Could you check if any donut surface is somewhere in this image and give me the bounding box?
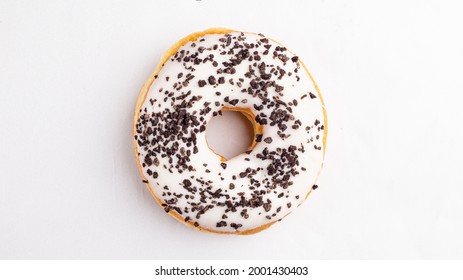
[134,28,327,234]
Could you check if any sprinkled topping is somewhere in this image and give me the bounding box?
[208,76,216,85]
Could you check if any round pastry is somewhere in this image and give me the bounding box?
[133,28,327,234]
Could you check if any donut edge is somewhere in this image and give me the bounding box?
[133,27,328,235]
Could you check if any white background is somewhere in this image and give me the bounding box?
[1,0,463,259]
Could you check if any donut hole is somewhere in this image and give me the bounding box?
[206,110,255,160]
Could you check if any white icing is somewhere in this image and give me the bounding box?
[135,32,325,232]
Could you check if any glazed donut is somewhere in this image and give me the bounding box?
[134,28,327,234]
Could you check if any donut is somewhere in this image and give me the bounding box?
[133,28,327,234]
